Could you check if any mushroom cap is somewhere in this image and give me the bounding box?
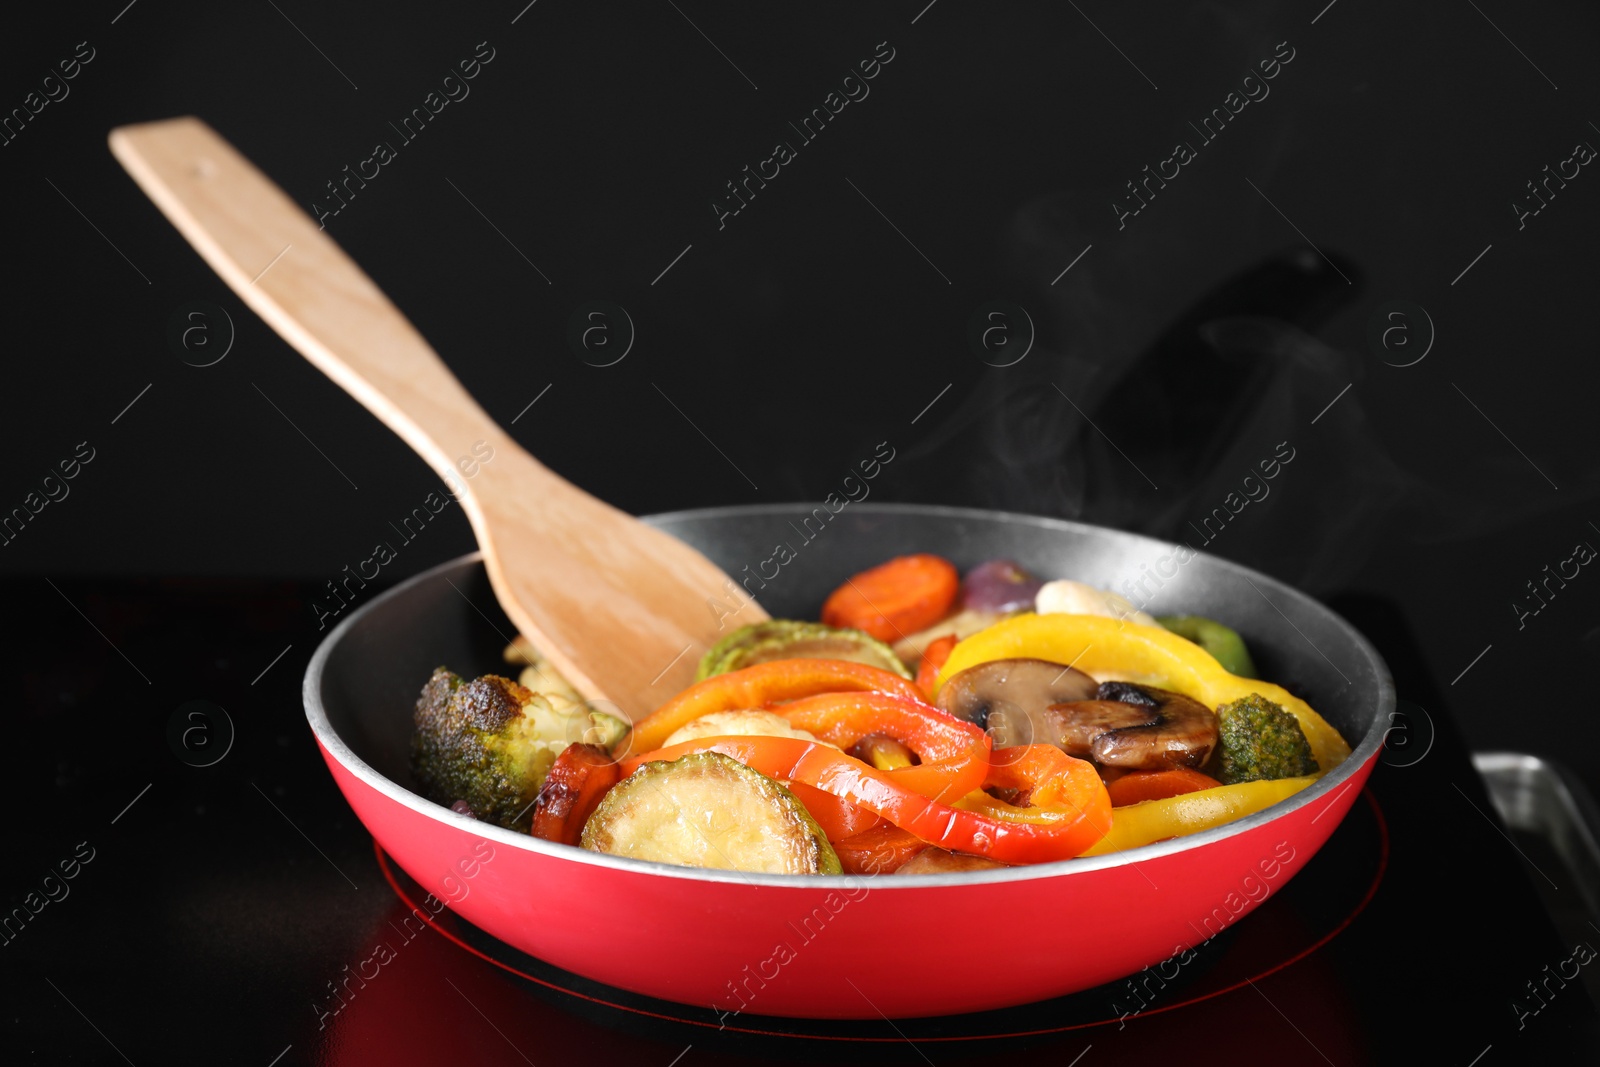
[1057,683,1219,770]
[935,657,1099,749]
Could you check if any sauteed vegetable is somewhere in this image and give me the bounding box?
[411,554,1350,874]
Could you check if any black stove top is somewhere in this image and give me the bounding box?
[7,578,1598,1064]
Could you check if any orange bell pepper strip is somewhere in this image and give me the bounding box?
[619,659,924,759]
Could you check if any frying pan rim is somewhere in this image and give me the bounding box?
[304,502,1393,888]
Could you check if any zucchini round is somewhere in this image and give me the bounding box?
[580,752,842,874]
[696,620,912,681]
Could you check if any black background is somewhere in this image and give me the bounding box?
[4,0,1598,765]
[3,0,1600,1059]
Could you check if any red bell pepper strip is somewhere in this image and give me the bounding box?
[769,691,990,803]
[622,737,1110,864]
[951,744,1114,854]
[529,743,622,846]
[834,824,927,874]
[915,634,958,701]
[788,781,883,843]
[619,659,924,758]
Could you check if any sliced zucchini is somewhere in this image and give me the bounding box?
[662,709,826,748]
[890,607,1005,664]
[580,752,842,874]
[697,620,912,681]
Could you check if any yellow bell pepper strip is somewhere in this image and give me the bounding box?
[934,614,1351,775]
[619,659,924,758]
[1079,775,1316,855]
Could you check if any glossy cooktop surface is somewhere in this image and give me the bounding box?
[6,579,1596,1064]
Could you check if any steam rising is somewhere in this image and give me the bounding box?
[896,204,1590,593]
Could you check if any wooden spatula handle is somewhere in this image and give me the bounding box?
[109,116,511,483]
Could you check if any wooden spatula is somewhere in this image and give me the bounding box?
[110,116,767,718]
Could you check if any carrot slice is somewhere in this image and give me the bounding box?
[1106,768,1222,807]
[915,634,959,701]
[821,554,960,643]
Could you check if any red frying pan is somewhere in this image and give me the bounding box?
[305,506,1388,1018]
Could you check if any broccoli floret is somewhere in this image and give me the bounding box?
[410,668,627,831]
[1215,693,1318,784]
[412,669,538,830]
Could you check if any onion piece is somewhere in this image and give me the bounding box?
[961,559,1044,614]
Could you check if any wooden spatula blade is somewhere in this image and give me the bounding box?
[109,116,767,717]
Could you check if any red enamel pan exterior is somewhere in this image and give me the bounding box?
[304,504,1392,1019]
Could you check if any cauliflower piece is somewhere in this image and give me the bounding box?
[663,710,833,748]
[503,637,585,705]
[1035,580,1159,628]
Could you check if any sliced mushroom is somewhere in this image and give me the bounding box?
[1050,682,1218,770]
[1050,699,1157,757]
[935,658,1099,749]
[894,847,1009,875]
